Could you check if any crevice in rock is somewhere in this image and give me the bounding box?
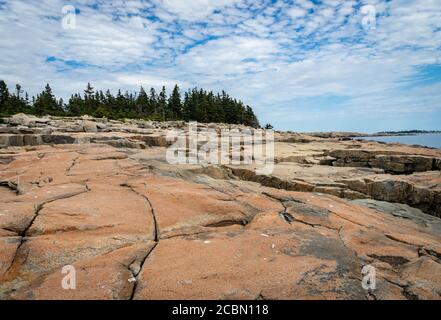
[418,248,441,263]
[65,154,80,175]
[384,234,419,247]
[205,220,247,228]
[402,286,419,300]
[121,183,158,242]
[264,192,368,228]
[380,277,420,300]
[0,180,21,195]
[121,182,160,300]
[262,192,341,232]
[261,191,306,205]
[279,211,295,224]
[4,186,90,275]
[160,230,212,240]
[366,291,378,300]
[128,242,158,300]
[329,211,366,227]
[367,254,410,267]
[255,292,268,300]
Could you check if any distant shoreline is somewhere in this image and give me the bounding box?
[305,130,441,139]
[369,130,441,137]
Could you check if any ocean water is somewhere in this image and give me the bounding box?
[356,133,441,149]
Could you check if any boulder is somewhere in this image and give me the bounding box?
[7,114,50,126]
[138,121,155,129]
[370,155,434,174]
[319,156,337,166]
[82,121,98,133]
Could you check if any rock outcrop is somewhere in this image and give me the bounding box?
[328,149,441,174]
[0,115,440,300]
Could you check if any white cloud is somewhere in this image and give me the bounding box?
[287,7,308,19]
[154,0,241,21]
[0,0,440,131]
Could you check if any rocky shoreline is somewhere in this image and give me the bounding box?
[1,114,440,300]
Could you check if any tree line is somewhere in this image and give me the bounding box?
[0,80,260,128]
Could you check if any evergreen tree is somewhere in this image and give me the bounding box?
[83,83,96,115]
[67,94,83,116]
[34,83,62,116]
[182,91,190,121]
[136,87,150,117]
[168,84,182,120]
[0,80,9,115]
[149,87,158,117]
[0,81,260,127]
[84,83,94,100]
[158,86,167,121]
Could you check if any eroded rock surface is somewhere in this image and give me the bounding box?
[0,115,440,300]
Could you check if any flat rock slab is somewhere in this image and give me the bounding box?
[0,144,440,300]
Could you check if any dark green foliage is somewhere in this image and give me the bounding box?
[0,80,31,116]
[34,84,64,116]
[168,84,182,120]
[0,81,260,127]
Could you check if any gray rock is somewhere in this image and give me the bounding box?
[82,121,98,133]
[319,156,337,166]
[103,140,146,149]
[41,135,76,145]
[7,113,50,126]
[352,199,441,234]
[435,158,441,171]
[23,135,43,146]
[370,155,434,174]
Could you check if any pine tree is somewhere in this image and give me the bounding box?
[168,84,182,120]
[1,81,259,126]
[149,88,158,117]
[67,94,83,116]
[34,83,62,116]
[137,87,151,117]
[83,83,96,115]
[84,83,94,100]
[182,91,190,121]
[158,86,167,121]
[15,84,22,100]
[0,80,10,115]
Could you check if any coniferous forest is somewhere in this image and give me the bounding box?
[0,80,260,128]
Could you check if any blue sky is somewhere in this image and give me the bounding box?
[0,0,440,132]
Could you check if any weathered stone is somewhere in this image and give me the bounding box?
[41,135,76,145]
[343,173,441,217]
[6,114,50,126]
[1,116,441,300]
[23,135,43,146]
[103,139,146,149]
[435,158,441,170]
[132,134,169,147]
[319,156,337,165]
[82,121,98,133]
[329,149,375,161]
[370,155,435,174]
